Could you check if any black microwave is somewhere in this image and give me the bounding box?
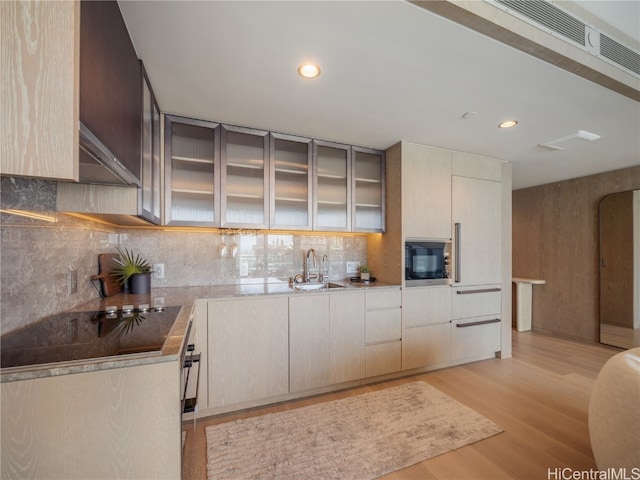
[405,240,451,286]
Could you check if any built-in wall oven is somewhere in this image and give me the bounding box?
[405,240,452,286]
[180,319,200,475]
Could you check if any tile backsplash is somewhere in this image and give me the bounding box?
[1,177,367,334]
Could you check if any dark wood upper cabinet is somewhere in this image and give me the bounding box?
[80,0,141,181]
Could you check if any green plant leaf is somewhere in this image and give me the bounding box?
[111,247,151,285]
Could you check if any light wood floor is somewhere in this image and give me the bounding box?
[182,331,621,480]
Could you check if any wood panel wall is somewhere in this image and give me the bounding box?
[512,166,640,343]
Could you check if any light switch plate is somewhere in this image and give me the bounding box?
[153,264,165,279]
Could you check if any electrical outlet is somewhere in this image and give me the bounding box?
[346,261,360,274]
[69,269,78,294]
[153,263,165,279]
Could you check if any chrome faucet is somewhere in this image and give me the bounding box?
[304,248,317,282]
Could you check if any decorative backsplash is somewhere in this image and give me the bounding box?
[0,177,367,334]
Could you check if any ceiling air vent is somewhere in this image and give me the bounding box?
[539,130,601,151]
[600,34,640,75]
[494,0,586,46]
[489,0,640,78]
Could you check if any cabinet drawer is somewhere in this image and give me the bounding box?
[366,289,401,310]
[403,322,452,371]
[403,286,451,327]
[365,309,401,344]
[451,285,501,319]
[451,316,501,361]
[365,341,401,377]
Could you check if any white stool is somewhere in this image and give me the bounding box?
[512,277,545,332]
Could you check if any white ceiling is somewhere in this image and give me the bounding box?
[119,0,640,190]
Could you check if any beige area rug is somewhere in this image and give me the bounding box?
[206,381,503,480]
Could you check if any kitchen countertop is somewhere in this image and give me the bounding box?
[1,279,400,383]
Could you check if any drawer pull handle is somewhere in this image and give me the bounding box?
[456,318,501,328]
[456,288,501,295]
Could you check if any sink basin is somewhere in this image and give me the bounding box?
[292,282,326,291]
[291,282,344,292]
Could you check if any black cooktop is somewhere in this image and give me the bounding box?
[1,306,181,369]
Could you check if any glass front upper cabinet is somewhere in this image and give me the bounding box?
[270,133,312,230]
[164,115,220,226]
[352,147,385,233]
[140,66,161,225]
[313,140,351,232]
[221,125,269,228]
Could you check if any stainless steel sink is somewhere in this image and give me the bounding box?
[291,282,344,292]
[292,282,326,291]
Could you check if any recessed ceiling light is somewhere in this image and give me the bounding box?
[298,63,321,79]
[498,120,518,129]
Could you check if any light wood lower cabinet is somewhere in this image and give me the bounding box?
[208,297,289,407]
[290,292,367,392]
[452,316,501,361]
[1,361,180,480]
[451,285,501,319]
[451,286,502,361]
[330,292,365,384]
[364,289,402,377]
[365,341,402,377]
[289,295,331,392]
[403,286,451,328]
[402,286,452,370]
[197,284,503,415]
[403,323,452,370]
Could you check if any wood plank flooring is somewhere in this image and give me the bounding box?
[182,331,621,480]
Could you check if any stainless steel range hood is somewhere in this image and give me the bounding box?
[79,122,141,187]
[57,122,152,226]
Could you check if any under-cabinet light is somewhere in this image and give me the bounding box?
[0,209,57,222]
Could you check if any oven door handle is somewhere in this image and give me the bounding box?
[182,353,200,414]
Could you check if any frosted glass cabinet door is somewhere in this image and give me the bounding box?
[313,140,351,231]
[221,125,270,228]
[140,73,153,220]
[164,115,220,226]
[270,133,312,230]
[353,147,385,232]
[140,67,161,225]
[151,100,161,222]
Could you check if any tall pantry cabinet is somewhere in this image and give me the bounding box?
[367,141,512,370]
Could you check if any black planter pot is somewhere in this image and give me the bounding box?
[129,272,151,295]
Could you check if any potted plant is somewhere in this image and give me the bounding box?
[112,247,152,294]
[359,265,371,282]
